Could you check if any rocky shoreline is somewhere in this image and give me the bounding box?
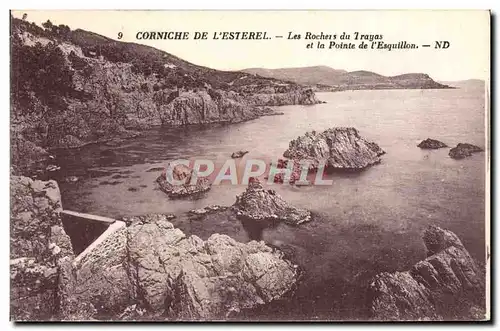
[283,127,386,171]
[10,17,322,177]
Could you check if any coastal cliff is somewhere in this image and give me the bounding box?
[242,66,451,91]
[368,226,485,320]
[10,17,320,175]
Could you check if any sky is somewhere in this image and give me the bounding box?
[11,10,490,81]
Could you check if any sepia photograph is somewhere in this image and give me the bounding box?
[9,9,490,322]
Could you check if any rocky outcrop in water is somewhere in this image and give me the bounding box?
[449,143,484,159]
[10,176,74,321]
[156,164,211,199]
[283,128,385,170]
[266,159,302,185]
[65,214,299,320]
[368,225,485,321]
[417,138,448,149]
[157,90,290,126]
[233,178,311,226]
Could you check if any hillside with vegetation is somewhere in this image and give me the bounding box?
[10,16,319,175]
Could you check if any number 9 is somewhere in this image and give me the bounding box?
[117,32,123,40]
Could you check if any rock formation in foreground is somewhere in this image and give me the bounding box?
[156,164,211,199]
[266,159,303,185]
[10,176,74,321]
[283,128,385,170]
[449,143,484,159]
[233,178,311,226]
[368,225,485,321]
[64,214,299,320]
[417,138,448,149]
[242,66,451,91]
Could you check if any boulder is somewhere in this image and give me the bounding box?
[64,176,79,183]
[232,178,311,226]
[65,214,299,320]
[368,225,485,321]
[283,127,385,171]
[156,164,211,199]
[449,143,484,159]
[231,150,249,159]
[417,138,448,149]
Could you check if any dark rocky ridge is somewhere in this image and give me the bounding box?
[10,17,320,176]
[10,176,301,321]
[368,226,485,320]
[242,66,452,91]
[283,127,385,170]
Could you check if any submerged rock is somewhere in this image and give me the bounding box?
[417,138,448,149]
[283,127,385,171]
[232,178,311,226]
[46,164,61,172]
[66,215,299,320]
[449,143,484,159]
[231,150,249,159]
[156,164,211,199]
[368,225,485,321]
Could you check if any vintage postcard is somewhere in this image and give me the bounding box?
[9,10,490,321]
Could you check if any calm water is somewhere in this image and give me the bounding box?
[55,86,486,319]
